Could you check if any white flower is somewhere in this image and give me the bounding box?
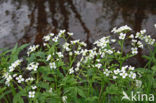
[120,72,128,78]
[27,45,39,56]
[13,74,17,77]
[135,32,144,40]
[111,39,116,43]
[16,75,24,83]
[71,40,80,44]
[25,77,34,82]
[96,59,100,62]
[117,50,121,54]
[149,39,155,45]
[131,47,138,55]
[121,65,128,72]
[9,59,23,72]
[144,35,155,45]
[76,62,80,67]
[58,30,66,37]
[131,39,137,46]
[43,35,50,41]
[103,69,111,76]
[46,54,52,61]
[6,75,12,86]
[69,67,74,74]
[52,36,58,42]
[94,37,109,48]
[62,96,67,103]
[113,76,117,79]
[111,25,132,33]
[129,72,136,79]
[81,49,88,56]
[137,41,143,48]
[48,88,53,93]
[111,27,117,33]
[75,67,79,71]
[129,66,135,71]
[80,42,87,47]
[129,34,134,38]
[49,62,56,69]
[31,86,37,90]
[106,50,113,54]
[132,39,137,43]
[69,52,73,56]
[119,33,126,40]
[57,52,64,58]
[49,33,54,37]
[95,63,102,69]
[43,43,48,47]
[140,29,146,34]
[63,42,70,51]
[114,69,120,75]
[67,32,73,36]
[135,32,140,38]
[28,91,35,98]
[3,72,12,86]
[74,51,81,55]
[26,62,39,71]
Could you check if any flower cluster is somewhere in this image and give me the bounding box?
[49,62,56,69]
[111,25,132,33]
[9,59,23,72]
[25,77,34,82]
[1,26,156,102]
[27,45,39,56]
[26,62,39,71]
[43,33,54,41]
[3,72,12,86]
[43,30,69,44]
[131,29,155,46]
[144,35,155,45]
[94,37,110,48]
[103,65,136,79]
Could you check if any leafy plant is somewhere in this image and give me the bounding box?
[0,25,156,103]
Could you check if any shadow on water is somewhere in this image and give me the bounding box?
[0,0,156,66]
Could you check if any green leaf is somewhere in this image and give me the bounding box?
[142,55,151,60]
[152,66,156,72]
[43,76,54,82]
[86,96,98,102]
[0,87,7,94]
[38,82,50,89]
[0,89,12,99]
[13,93,24,103]
[77,87,86,98]
[10,44,29,62]
[106,85,120,95]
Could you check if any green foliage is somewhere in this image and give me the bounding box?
[0,28,156,103]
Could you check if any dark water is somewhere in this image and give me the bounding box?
[0,0,156,48]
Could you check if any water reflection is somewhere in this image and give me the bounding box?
[0,0,156,65]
